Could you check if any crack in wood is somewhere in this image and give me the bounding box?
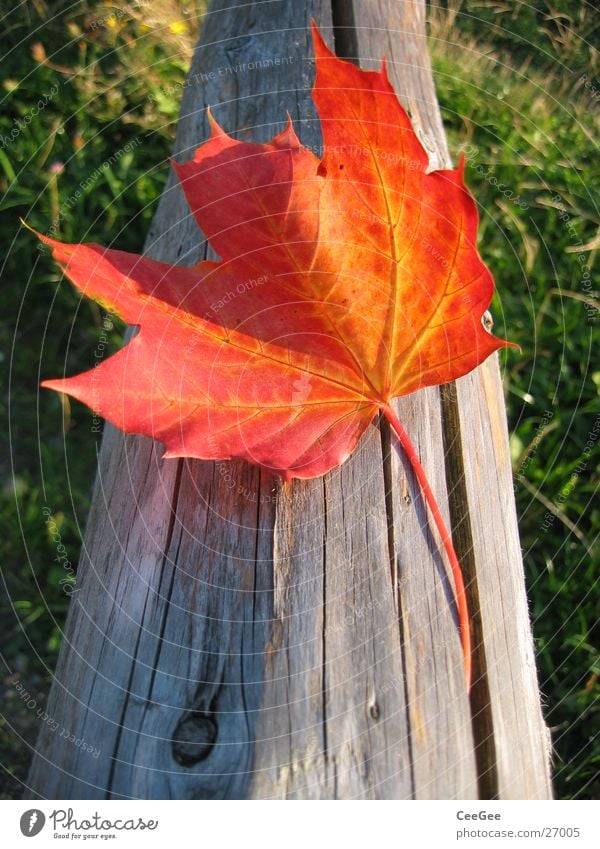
[332,0,358,60]
[440,384,499,799]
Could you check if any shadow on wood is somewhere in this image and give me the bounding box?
[26,0,552,800]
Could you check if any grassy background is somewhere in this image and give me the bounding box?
[1,0,598,799]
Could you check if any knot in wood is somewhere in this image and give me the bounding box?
[172,711,218,766]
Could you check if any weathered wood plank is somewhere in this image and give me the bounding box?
[25,0,551,800]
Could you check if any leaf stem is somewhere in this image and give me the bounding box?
[382,403,471,691]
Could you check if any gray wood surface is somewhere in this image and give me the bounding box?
[26,0,552,799]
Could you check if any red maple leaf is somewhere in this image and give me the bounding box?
[38,24,515,688]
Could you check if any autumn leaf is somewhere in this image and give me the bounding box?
[38,23,515,688]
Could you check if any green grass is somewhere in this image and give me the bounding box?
[1,0,598,799]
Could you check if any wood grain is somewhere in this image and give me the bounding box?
[25,0,551,799]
